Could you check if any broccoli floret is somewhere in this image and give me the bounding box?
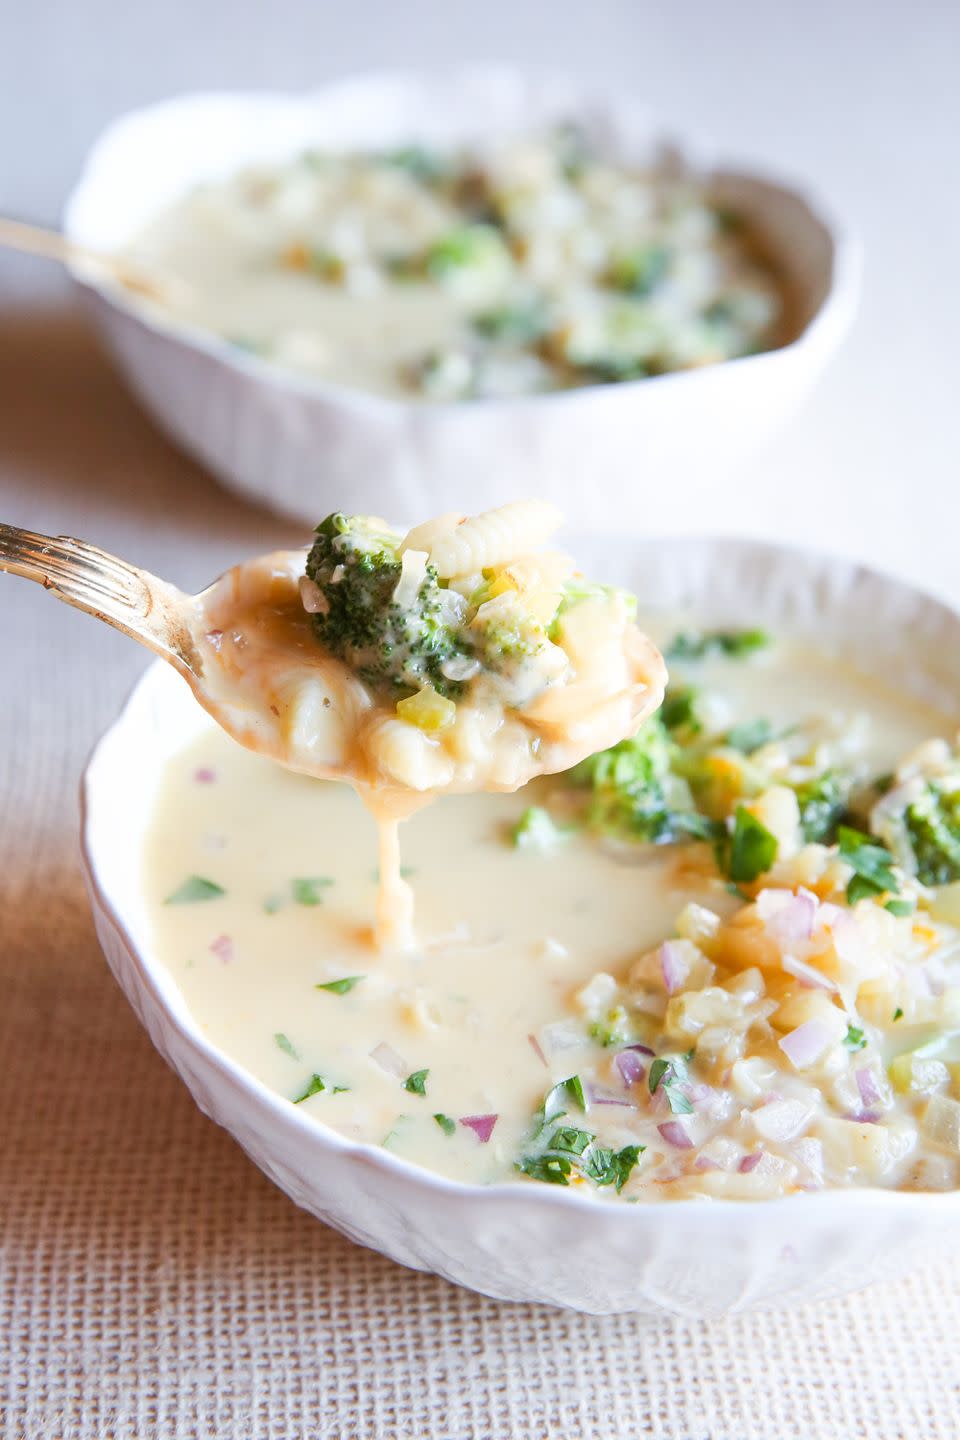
[903,782,960,885]
[569,716,714,844]
[305,513,467,696]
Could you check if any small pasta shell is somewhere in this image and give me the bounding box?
[427,501,563,578]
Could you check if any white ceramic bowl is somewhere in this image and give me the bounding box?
[63,69,859,530]
[80,535,960,1316]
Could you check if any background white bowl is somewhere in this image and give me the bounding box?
[80,535,960,1317]
[63,69,859,530]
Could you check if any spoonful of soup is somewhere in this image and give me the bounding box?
[0,502,667,943]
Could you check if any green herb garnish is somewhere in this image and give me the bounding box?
[648,1056,694,1114]
[433,1113,456,1136]
[893,1007,904,1022]
[292,1073,348,1104]
[724,806,778,884]
[315,975,364,995]
[666,629,770,661]
[885,899,915,918]
[164,875,225,905]
[837,826,900,902]
[292,876,334,906]
[403,1069,429,1096]
[274,1032,300,1060]
[844,1025,867,1052]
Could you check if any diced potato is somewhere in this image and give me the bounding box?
[663,986,747,1041]
[817,1116,917,1181]
[921,1094,960,1153]
[889,1053,951,1097]
[675,902,722,946]
[772,989,847,1038]
[747,785,802,860]
[396,686,456,732]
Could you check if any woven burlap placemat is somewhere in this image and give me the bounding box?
[1,304,958,1440]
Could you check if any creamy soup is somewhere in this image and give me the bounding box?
[123,128,784,400]
[144,630,960,1199]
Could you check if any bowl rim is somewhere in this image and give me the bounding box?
[62,64,862,419]
[79,531,960,1227]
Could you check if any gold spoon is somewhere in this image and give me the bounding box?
[0,217,187,305]
[0,522,667,947]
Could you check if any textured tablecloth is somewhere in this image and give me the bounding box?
[1,300,959,1440]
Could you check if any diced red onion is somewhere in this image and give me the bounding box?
[817,902,846,929]
[540,1020,584,1052]
[846,1109,881,1124]
[856,1066,882,1108]
[624,1043,655,1057]
[209,934,233,963]
[615,1050,646,1086]
[460,1114,497,1143]
[658,1120,694,1149]
[369,1041,407,1078]
[659,941,687,996]
[758,888,817,946]
[194,767,217,784]
[694,1154,720,1171]
[527,1033,547,1068]
[778,1019,833,1069]
[587,1084,637,1108]
[738,1150,764,1173]
[685,1082,712,1105]
[782,953,836,991]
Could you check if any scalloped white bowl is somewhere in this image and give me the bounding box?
[80,536,960,1316]
[63,69,859,529]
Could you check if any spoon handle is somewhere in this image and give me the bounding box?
[0,523,199,676]
[0,217,169,301]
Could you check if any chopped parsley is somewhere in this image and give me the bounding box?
[274,1032,300,1060]
[893,1007,904,1022]
[292,876,334,906]
[837,826,900,903]
[844,1025,867,1052]
[648,1055,694,1115]
[403,1069,429,1096]
[292,1073,349,1104]
[660,685,702,736]
[885,899,915,918]
[164,874,225,905]
[723,807,778,884]
[315,975,364,995]
[433,1113,456,1136]
[666,628,770,661]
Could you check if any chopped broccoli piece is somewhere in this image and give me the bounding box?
[666,629,770,661]
[903,782,960,885]
[793,770,851,844]
[608,245,671,296]
[568,716,710,845]
[305,513,468,696]
[512,806,563,851]
[472,301,550,344]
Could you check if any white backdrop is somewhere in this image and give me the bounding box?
[1,0,957,593]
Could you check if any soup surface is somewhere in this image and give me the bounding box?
[144,629,960,1199]
[123,128,784,400]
